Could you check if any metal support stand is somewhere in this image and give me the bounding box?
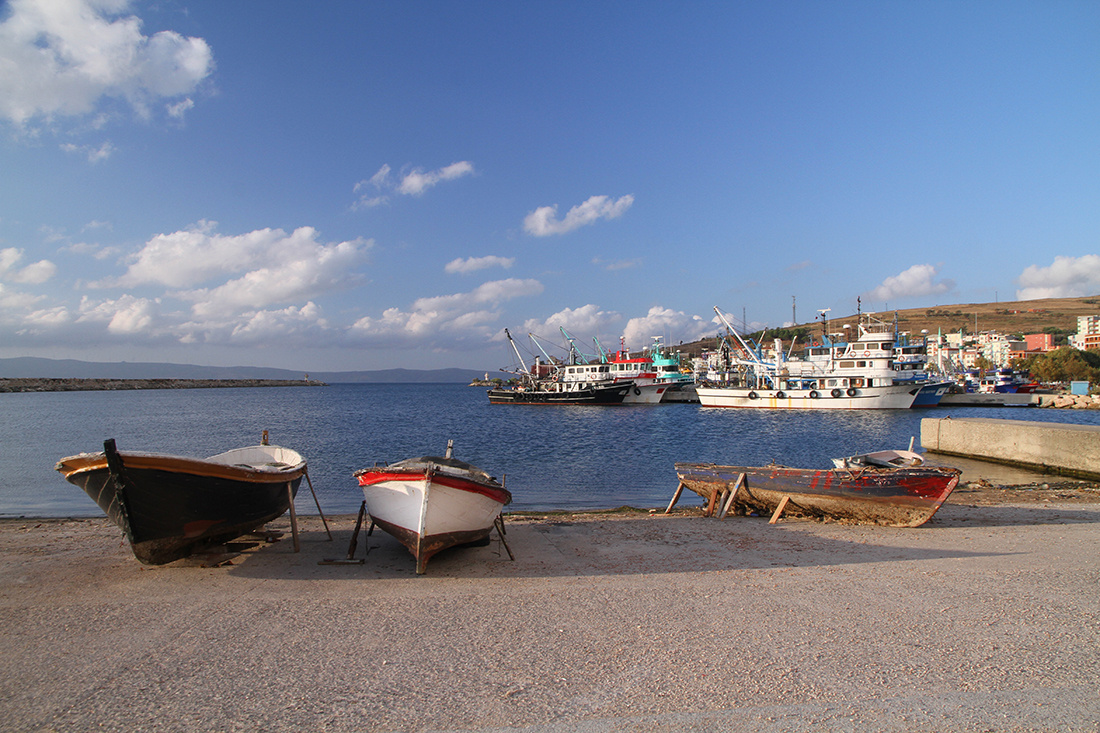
[319,501,367,565]
[494,515,514,561]
[303,469,333,540]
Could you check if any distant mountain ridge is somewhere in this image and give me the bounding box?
[0,357,488,384]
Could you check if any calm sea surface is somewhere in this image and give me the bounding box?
[4,383,1100,518]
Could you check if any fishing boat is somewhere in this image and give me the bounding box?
[603,339,673,404]
[695,306,920,409]
[55,436,307,565]
[487,328,633,405]
[892,334,952,407]
[354,440,512,574]
[672,460,960,527]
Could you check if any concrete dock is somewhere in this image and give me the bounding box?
[921,417,1100,480]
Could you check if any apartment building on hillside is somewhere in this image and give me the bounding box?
[1071,315,1100,350]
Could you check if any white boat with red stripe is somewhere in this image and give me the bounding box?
[354,440,511,574]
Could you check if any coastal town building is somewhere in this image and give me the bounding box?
[926,329,1059,371]
[1071,315,1100,351]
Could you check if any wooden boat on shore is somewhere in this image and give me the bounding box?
[672,461,960,527]
[55,437,307,564]
[354,440,512,574]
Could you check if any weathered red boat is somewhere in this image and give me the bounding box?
[672,461,961,527]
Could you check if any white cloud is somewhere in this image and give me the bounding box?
[0,0,214,128]
[0,247,57,283]
[111,221,370,293]
[63,241,121,260]
[523,194,634,237]
[77,294,160,335]
[864,264,954,304]
[351,277,542,341]
[397,161,474,196]
[621,306,715,347]
[445,255,515,274]
[60,140,115,162]
[592,257,640,271]
[509,305,723,357]
[353,161,474,210]
[0,282,46,310]
[1016,255,1100,300]
[516,304,623,342]
[180,238,366,318]
[166,97,194,119]
[176,302,331,346]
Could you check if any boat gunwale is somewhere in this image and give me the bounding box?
[356,468,512,506]
[55,447,307,484]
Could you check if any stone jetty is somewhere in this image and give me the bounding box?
[0,378,325,393]
[1035,393,1100,409]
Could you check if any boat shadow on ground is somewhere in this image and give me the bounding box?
[217,503,1097,580]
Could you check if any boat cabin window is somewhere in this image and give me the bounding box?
[840,361,854,368]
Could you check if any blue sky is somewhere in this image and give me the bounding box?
[1,0,1098,371]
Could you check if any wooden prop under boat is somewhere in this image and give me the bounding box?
[672,461,960,527]
[354,440,512,574]
[56,437,306,564]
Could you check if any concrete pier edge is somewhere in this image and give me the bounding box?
[921,416,1100,481]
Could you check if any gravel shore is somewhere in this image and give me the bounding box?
[2,487,1099,732]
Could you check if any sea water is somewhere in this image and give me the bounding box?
[4,383,1099,517]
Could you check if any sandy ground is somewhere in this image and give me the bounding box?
[2,478,1099,732]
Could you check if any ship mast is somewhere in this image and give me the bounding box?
[503,329,531,377]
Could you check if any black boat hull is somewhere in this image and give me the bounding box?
[57,443,305,565]
[487,383,632,405]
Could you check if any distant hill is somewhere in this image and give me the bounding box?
[0,357,488,384]
[679,294,1100,355]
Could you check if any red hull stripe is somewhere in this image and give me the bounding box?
[357,471,511,505]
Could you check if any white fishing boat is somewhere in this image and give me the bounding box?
[604,342,672,404]
[354,441,511,574]
[696,306,919,410]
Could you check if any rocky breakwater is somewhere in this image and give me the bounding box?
[1035,393,1100,409]
[0,378,326,393]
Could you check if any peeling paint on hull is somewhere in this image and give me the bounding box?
[675,462,960,527]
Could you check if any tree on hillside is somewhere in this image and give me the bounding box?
[1015,347,1100,384]
[972,356,996,373]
